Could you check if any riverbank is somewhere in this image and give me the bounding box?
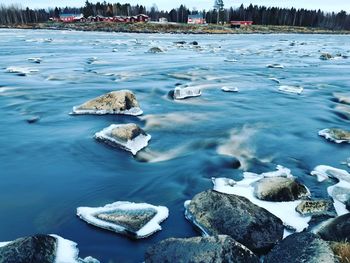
[1,22,350,34]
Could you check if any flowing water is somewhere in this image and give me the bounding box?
[0,29,349,262]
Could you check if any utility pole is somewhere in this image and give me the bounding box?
[214,0,224,24]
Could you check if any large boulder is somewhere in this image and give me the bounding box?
[185,190,284,254]
[317,213,350,242]
[71,90,143,116]
[330,242,350,263]
[264,232,338,263]
[145,235,259,263]
[319,128,350,144]
[253,177,310,202]
[0,235,56,263]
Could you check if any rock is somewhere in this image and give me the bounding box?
[267,64,284,69]
[345,198,350,210]
[221,86,239,92]
[185,190,284,254]
[95,124,151,155]
[296,200,336,217]
[330,241,350,263]
[319,128,350,144]
[320,53,334,60]
[71,90,142,116]
[190,41,199,46]
[264,232,338,263]
[174,41,186,45]
[26,116,40,124]
[148,47,164,53]
[316,213,350,242]
[0,235,56,263]
[173,86,201,100]
[253,177,310,202]
[278,85,303,95]
[144,235,259,263]
[27,57,42,63]
[77,201,169,239]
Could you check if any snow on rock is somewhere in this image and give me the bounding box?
[77,201,169,239]
[310,165,350,216]
[95,124,151,155]
[278,85,303,95]
[212,166,311,233]
[27,57,42,63]
[267,64,284,69]
[318,128,350,144]
[71,90,143,116]
[5,66,39,75]
[173,86,201,100]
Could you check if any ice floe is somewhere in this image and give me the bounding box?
[318,128,350,144]
[5,66,39,75]
[311,165,350,216]
[95,124,151,155]
[212,166,311,233]
[278,85,303,95]
[173,86,201,100]
[221,86,239,92]
[77,201,169,238]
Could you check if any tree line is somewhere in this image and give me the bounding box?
[0,1,349,30]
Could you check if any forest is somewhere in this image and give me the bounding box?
[0,1,349,30]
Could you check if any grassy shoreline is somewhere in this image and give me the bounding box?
[1,22,350,34]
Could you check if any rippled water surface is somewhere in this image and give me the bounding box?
[0,29,350,262]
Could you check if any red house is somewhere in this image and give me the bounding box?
[137,14,149,22]
[230,21,253,28]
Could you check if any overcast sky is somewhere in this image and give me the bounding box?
[0,0,349,12]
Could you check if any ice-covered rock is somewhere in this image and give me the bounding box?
[95,124,151,155]
[77,201,168,239]
[319,128,350,143]
[173,86,201,100]
[27,57,42,63]
[311,165,350,215]
[278,85,303,95]
[0,234,99,263]
[184,190,284,254]
[212,166,312,232]
[71,90,143,116]
[267,64,284,69]
[221,86,239,92]
[145,235,259,263]
[5,66,38,76]
[147,47,164,53]
[315,213,350,242]
[264,232,338,263]
[295,200,336,217]
[320,53,334,60]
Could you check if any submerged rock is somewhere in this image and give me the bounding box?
[264,232,338,263]
[316,213,350,242]
[173,86,201,100]
[95,124,151,155]
[77,201,168,239]
[278,85,303,95]
[0,234,99,263]
[185,190,284,254]
[319,128,350,143]
[145,235,259,263]
[221,86,239,92]
[71,90,143,116]
[26,116,40,124]
[148,47,164,53]
[320,53,334,60]
[253,177,310,202]
[296,200,336,217]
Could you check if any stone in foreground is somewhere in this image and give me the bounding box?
[264,232,338,263]
[185,190,284,254]
[316,213,350,242]
[145,235,259,263]
[296,200,336,217]
[173,86,201,100]
[71,90,143,116]
[253,177,310,202]
[0,234,99,263]
[95,124,151,155]
[77,201,169,239]
[319,128,350,143]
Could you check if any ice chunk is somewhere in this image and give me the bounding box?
[212,166,311,233]
[5,66,38,75]
[27,57,42,63]
[95,124,151,155]
[278,85,303,95]
[318,128,350,144]
[50,234,80,263]
[221,86,239,92]
[173,86,201,100]
[77,201,169,238]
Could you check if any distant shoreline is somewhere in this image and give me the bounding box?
[1,22,350,35]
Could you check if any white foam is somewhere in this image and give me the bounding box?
[212,166,311,233]
[77,201,169,239]
[221,86,239,92]
[311,165,350,216]
[95,124,151,155]
[318,129,350,144]
[71,106,143,116]
[278,85,303,95]
[0,242,10,247]
[5,66,38,74]
[27,57,42,63]
[173,86,201,100]
[50,234,80,263]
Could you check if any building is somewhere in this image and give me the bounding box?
[58,14,84,23]
[188,14,206,24]
[159,17,168,23]
[137,14,149,22]
[230,21,253,28]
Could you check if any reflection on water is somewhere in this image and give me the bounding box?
[0,29,350,262]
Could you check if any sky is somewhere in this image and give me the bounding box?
[0,0,349,12]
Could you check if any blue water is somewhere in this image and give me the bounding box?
[0,29,349,262]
